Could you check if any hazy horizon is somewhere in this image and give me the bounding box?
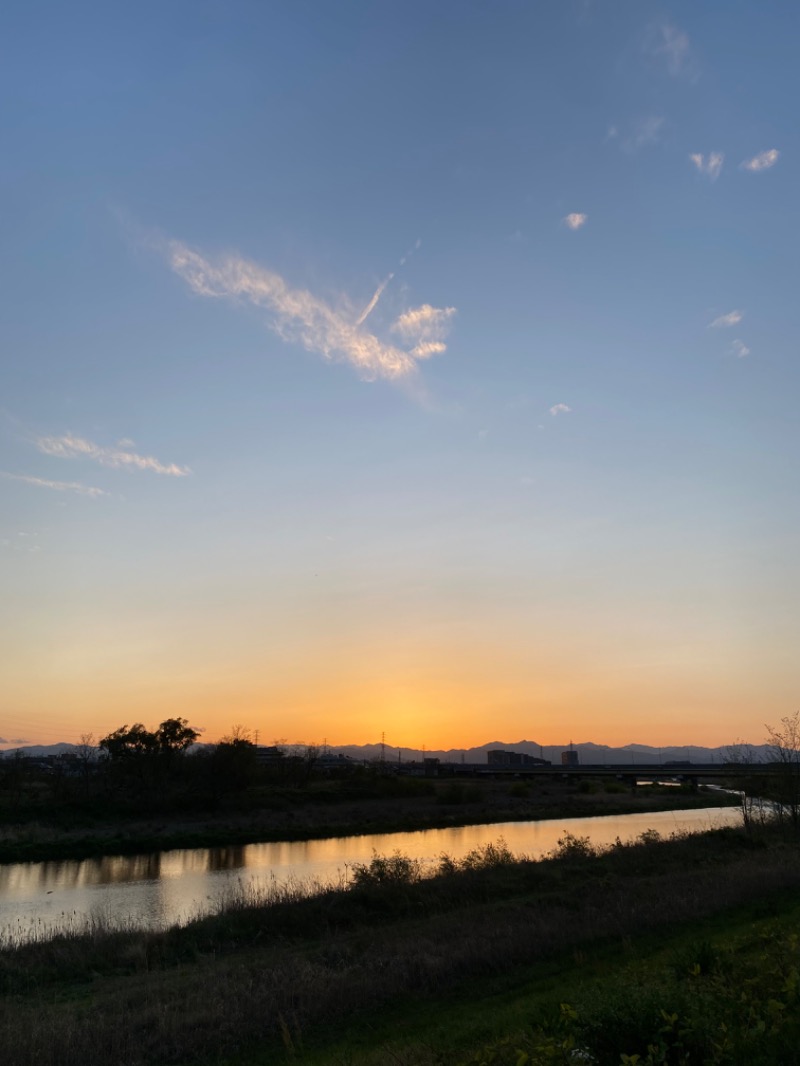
[2,2,798,751]
[0,732,768,757]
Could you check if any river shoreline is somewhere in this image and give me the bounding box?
[0,783,737,865]
[0,818,795,1066]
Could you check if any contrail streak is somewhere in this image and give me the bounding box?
[356,273,394,326]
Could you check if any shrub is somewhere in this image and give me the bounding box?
[636,829,661,847]
[459,838,515,871]
[550,832,595,860]
[349,850,422,887]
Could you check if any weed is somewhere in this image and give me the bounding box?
[349,851,423,887]
[550,832,595,860]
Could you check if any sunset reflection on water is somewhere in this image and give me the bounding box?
[0,806,741,943]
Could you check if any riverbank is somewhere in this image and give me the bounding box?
[0,777,737,864]
[0,820,797,1065]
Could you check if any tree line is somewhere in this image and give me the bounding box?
[0,718,335,817]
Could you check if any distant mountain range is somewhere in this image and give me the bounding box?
[0,738,769,763]
[328,739,769,765]
[0,742,81,758]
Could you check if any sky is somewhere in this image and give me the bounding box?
[1,1,798,751]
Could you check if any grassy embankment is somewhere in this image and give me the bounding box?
[0,775,737,863]
[1,817,799,1065]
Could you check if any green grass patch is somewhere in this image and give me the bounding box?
[282,890,800,1066]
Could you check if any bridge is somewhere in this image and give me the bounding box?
[424,760,780,790]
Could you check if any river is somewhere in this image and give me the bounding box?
[0,804,742,945]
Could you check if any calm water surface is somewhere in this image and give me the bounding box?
[0,805,741,943]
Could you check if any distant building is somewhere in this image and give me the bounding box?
[254,745,285,765]
[317,752,353,771]
[561,750,579,767]
[487,749,550,767]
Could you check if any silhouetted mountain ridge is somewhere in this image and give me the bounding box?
[0,738,769,763]
[327,738,767,764]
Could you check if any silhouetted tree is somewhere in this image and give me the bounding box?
[76,733,97,798]
[725,739,769,837]
[99,719,201,801]
[766,712,800,836]
[99,723,158,760]
[209,726,258,798]
[155,718,200,757]
[0,750,30,812]
[99,719,199,761]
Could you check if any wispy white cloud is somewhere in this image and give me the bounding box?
[35,433,190,476]
[709,310,743,328]
[563,213,588,230]
[398,238,422,267]
[690,152,724,180]
[391,303,457,359]
[623,115,664,153]
[652,23,692,76]
[0,531,41,554]
[409,341,447,358]
[741,149,780,172]
[549,403,572,416]
[391,304,456,337]
[169,241,452,382]
[0,471,107,497]
[731,339,750,358]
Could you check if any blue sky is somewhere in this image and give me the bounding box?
[1,1,798,749]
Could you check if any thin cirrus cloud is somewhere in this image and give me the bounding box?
[624,115,664,153]
[608,117,664,154]
[168,240,455,381]
[35,433,190,476]
[549,403,572,416]
[390,303,456,358]
[563,213,587,231]
[731,339,750,359]
[690,153,724,180]
[651,23,692,77]
[741,149,780,172]
[0,471,107,497]
[709,310,743,328]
